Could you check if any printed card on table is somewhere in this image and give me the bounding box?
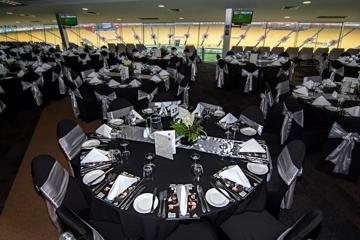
[154,130,176,160]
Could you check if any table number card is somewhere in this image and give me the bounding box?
[170,104,179,117]
[154,130,176,160]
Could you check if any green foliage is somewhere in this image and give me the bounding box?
[171,118,205,142]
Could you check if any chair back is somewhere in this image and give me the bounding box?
[286,47,299,59]
[231,46,243,54]
[298,47,313,60]
[271,47,284,55]
[313,48,329,62]
[329,48,344,61]
[345,48,360,56]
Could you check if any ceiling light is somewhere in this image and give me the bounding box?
[302,1,312,4]
[179,17,184,20]
[116,18,122,21]
[158,4,165,8]
[19,14,25,16]
[6,12,13,15]
[284,16,291,19]
[15,21,20,24]
[82,8,88,11]
[0,0,23,6]
[52,19,57,23]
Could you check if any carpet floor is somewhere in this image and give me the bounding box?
[0,63,359,240]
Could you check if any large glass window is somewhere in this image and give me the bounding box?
[340,23,360,50]
[230,23,267,48]
[264,22,297,49]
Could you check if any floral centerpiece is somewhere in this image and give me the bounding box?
[171,108,205,145]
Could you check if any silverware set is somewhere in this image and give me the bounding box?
[214,179,241,201]
[92,173,117,194]
[157,190,168,218]
[196,185,210,213]
[119,182,146,210]
[210,182,235,203]
[242,169,262,183]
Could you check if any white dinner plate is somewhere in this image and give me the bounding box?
[240,127,257,136]
[205,188,230,208]
[108,119,124,126]
[143,108,154,114]
[133,193,159,214]
[324,106,340,112]
[82,170,105,185]
[247,163,269,175]
[81,139,101,149]
[214,110,225,117]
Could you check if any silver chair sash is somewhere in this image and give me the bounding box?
[260,91,273,119]
[216,64,228,88]
[69,89,83,117]
[138,88,158,102]
[95,92,117,120]
[358,70,360,80]
[58,125,87,162]
[46,200,63,233]
[277,146,301,209]
[277,68,290,77]
[107,105,134,120]
[177,84,189,96]
[239,114,264,135]
[167,67,178,80]
[0,100,6,113]
[190,60,197,81]
[182,85,190,109]
[40,161,69,208]
[275,80,290,103]
[280,104,304,145]
[329,67,344,81]
[326,122,359,175]
[52,72,66,95]
[242,69,259,93]
[0,85,4,94]
[80,69,95,79]
[21,78,43,106]
[70,210,105,240]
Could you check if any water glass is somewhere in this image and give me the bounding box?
[192,163,203,183]
[143,164,153,181]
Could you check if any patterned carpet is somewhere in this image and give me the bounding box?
[0,63,358,239]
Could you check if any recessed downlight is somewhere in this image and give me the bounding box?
[15,21,20,24]
[6,12,13,15]
[284,16,291,19]
[179,17,184,20]
[82,7,88,11]
[52,19,57,23]
[302,1,312,4]
[158,4,165,8]
[116,18,122,21]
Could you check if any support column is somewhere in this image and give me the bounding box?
[222,8,233,58]
[55,13,70,50]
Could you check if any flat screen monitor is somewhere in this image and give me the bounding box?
[232,10,253,26]
[60,15,78,26]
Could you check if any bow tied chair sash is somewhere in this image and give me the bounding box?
[68,88,83,117]
[329,67,344,81]
[239,114,264,135]
[275,80,290,103]
[138,88,158,103]
[99,55,109,69]
[216,64,228,88]
[52,72,66,95]
[167,67,178,80]
[107,105,134,120]
[21,78,43,106]
[0,100,6,113]
[260,91,273,119]
[277,68,290,78]
[190,60,197,81]
[277,146,301,209]
[280,104,304,145]
[326,122,359,175]
[180,85,190,109]
[95,92,117,120]
[58,125,87,164]
[242,69,259,93]
[0,85,4,94]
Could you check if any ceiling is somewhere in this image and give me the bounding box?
[0,0,360,26]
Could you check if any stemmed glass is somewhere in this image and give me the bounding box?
[145,152,156,167]
[219,141,228,161]
[225,124,232,140]
[190,153,200,168]
[231,124,239,140]
[192,163,203,183]
[113,149,123,165]
[120,140,130,160]
[143,164,153,181]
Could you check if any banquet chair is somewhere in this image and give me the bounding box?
[266,140,306,218]
[259,83,274,119]
[63,56,82,73]
[107,97,134,120]
[166,221,218,240]
[57,119,88,177]
[94,84,118,122]
[126,44,136,55]
[244,46,255,53]
[298,47,313,66]
[89,54,103,72]
[31,155,90,232]
[116,44,127,54]
[285,47,299,60]
[230,46,243,54]
[313,48,329,62]
[258,46,270,55]
[42,66,66,101]
[0,84,6,114]
[241,63,259,94]
[220,209,322,240]
[270,47,284,56]
[322,60,344,82]
[20,70,44,108]
[328,48,344,61]
[79,64,96,80]
[345,48,360,56]
[239,106,265,135]
[136,44,146,52]
[319,117,360,181]
[215,59,229,89]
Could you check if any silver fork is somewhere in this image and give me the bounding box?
[157,191,163,217]
[161,190,167,218]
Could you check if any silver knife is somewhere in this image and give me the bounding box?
[210,182,235,202]
[200,186,210,212]
[161,190,167,218]
[157,191,163,217]
[124,185,146,210]
[150,188,157,213]
[119,179,144,209]
[120,184,144,210]
[196,185,206,213]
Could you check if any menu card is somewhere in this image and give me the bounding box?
[166,184,199,220]
[154,130,176,160]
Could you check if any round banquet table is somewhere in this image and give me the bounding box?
[83,120,268,240]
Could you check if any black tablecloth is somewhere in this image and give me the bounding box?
[84,121,267,240]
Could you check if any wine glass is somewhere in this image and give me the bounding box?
[192,163,203,183]
[120,140,130,159]
[219,141,228,161]
[190,153,200,167]
[143,164,153,181]
[231,124,239,140]
[113,149,123,165]
[225,124,232,139]
[145,152,156,167]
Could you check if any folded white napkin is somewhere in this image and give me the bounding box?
[159,70,170,77]
[344,106,360,117]
[312,96,331,106]
[218,113,238,125]
[129,109,144,121]
[294,86,309,96]
[304,76,322,83]
[107,175,138,201]
[151,65,162,73]
[178,185,188,216]
[303,80,314,90]
[239,138,266,153]
[332,91,338,99]
[219,165,251,188]
[96,124,113,138]
[271,60,282,66]
[150,75,162,83]
[322,79,336,87]
[34,66,46,73]
[108,79,120,88]
[89,77,103,85]
[42,63,52,70]
[88,72,98,78]
[192,103,204,116]
[231,59,240,64]
[17,70,25,78]
[81,148,110,164]
[129,79,142,87]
